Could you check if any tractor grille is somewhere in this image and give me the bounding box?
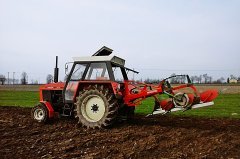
[42,90,52,102]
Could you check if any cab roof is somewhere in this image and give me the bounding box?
[72,46,139,74]
[72,56,125,66]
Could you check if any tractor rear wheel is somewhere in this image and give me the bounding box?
[31,103,49,123]
[74,85,118,128]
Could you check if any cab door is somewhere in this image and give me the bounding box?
[64,63,87,102]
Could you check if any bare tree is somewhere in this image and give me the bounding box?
[144,78,149,84]
[190,76,198,83]
[46,74,53,84]
[0,75,6,85]
[230,74,237,80]
[190,76,194,83]
[30,79,38,84]
[209,76,212,84]
[191,76,198,83]
[21,72,28,85]
[220,77,225,83]
[203,74,208,83]
[198,75,202,84]
[33,80,38,84]
[194,76,199,83]
[216,77,225,84]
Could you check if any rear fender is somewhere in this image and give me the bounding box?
[40,101,54,119]
[76,81,121,101]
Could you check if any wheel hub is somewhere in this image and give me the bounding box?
[34,108,45,121]
[91,104,99,113]
[81,95,106,122]
[173,93,189,108]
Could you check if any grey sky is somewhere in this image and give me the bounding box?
[0,0,239,83]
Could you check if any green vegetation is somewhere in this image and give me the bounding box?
[0,91,39,107]
[173,94,240,118]
[0,90,240,118]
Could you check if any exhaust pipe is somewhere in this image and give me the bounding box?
[54,56,59,83]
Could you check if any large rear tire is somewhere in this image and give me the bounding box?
[74,85,118,129]
[31,103,49,123]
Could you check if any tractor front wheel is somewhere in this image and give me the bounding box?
[31,103,49,123]
[75,85,118,128]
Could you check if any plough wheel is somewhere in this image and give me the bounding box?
[74,85,118,129]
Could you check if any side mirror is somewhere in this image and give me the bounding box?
[65,62,73,75]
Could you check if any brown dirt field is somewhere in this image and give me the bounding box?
[181,85,240,94]
[0,85,40,92]
[1,107,240,159]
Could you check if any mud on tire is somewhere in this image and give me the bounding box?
[74,85,118,129]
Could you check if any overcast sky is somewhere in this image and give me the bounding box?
[0,0,240,83]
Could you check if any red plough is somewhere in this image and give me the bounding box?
[122,75,218,116]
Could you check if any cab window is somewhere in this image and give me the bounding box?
[70,64,87,80]
[112,66,124,82]
[86,63,109,80]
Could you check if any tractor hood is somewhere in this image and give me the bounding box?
[40,82,65,91]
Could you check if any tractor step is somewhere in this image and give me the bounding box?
[61,104,73,117]
[60,114,72,117]
[146,102,214,117]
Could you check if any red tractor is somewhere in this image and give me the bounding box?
[31,46,218,128]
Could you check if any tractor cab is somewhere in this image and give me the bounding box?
[64,55,137,103]
[34,46,139,127]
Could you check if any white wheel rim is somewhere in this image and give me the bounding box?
[81,95,106,122]
[34,108,45,121]
[173,93,189,107]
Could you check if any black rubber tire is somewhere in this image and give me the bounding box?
[74,85,118,129]
[31,103,49,123]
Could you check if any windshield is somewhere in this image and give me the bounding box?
[70,64,87,80]
[86,63,110,80]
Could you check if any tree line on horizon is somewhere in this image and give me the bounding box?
[0,72,239,85]
[136,73,239,84]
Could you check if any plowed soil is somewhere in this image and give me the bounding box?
[1,106,240,159]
